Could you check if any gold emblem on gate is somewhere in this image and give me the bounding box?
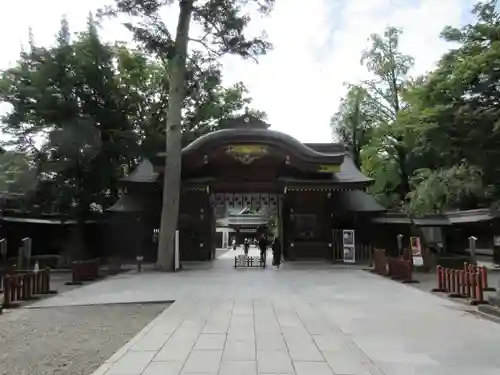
[318,164,340,173]
[226,145,268,165]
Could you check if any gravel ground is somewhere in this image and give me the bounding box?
[0,303,169,375]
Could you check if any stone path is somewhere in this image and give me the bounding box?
[30,250,500,375]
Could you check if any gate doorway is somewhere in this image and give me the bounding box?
[211,193,284,252]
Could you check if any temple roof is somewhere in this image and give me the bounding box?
[107,194,144,212]
[371,208,499,226]
[180,128,344,165]
[278,155,372,187]
[129,120,372,188]
[335,190,386,213]
[445,208,496,224]
[120,159,157,183]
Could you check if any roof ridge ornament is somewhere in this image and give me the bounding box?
[222,114,270,130]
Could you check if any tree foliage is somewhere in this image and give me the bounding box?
[0,12,263,259]
[332,0,500,215]
[330,85,375,168]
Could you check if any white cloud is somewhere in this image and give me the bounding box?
[0,0,474,143]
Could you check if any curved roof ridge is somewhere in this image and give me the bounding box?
[181,128,344,164]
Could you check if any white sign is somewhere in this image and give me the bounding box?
[174,230,180,271]
[342,229,356,263]
[410,236,423,265]
[494,236,500,247]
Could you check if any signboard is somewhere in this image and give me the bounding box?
[226,145,268,165]
[410,237,421,256]
[318,164,341,173]
[494,236,500,247]
[342,229,355,263]
[410,236,423,266]
[174,230,180,271]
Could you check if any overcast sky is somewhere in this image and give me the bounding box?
[0,0,476,143]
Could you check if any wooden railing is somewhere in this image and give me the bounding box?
[2,269,53,309]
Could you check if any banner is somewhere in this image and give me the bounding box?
[342,229,355,263]
[410,236,421,256]
[410,236,423,266]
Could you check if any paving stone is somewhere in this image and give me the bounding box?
[182,350,222,374]
[312,335,349,352]
[286,341,324,361]
[322,350,372,375]
[227,328,254,342]
[218,361,257,375]
[378,363,500,375]
[294,361,334,375]
[169,328,201,343]
[154,341,193,362]
[223,340,256,361]
[129,332,173,351]
[257,350,294,374]
[256,334,287,350]
[142,361,184,375]
[106,351,156,375]
[202,322,230,334]
[281,327,312,343]
[76,259,500,375]
[193,334,226,350]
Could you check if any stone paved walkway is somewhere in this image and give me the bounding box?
[31,249,500,375]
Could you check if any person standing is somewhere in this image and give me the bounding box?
[243,238,250,255]
[272,237,282,270]
[258,234,267,268]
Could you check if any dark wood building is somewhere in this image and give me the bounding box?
[109,115,385,262]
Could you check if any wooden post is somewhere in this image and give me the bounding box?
[3,275,12,308]
[460,270,467,297]
[479,266,495,292]
[471,272,488,305]
[432,266,446,292]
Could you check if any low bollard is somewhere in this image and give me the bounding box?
[448,269,463,298]
[464,262,496,292]
[66,259,100,285]
[387,257,418,283]
[478,265,496,292]
[471,272,487,305]
[372,249,387,275]
[431,266,446,292]
[3,275,13,308]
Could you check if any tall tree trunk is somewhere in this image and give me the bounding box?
[156,0,193,271]
[396,146,410,200]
